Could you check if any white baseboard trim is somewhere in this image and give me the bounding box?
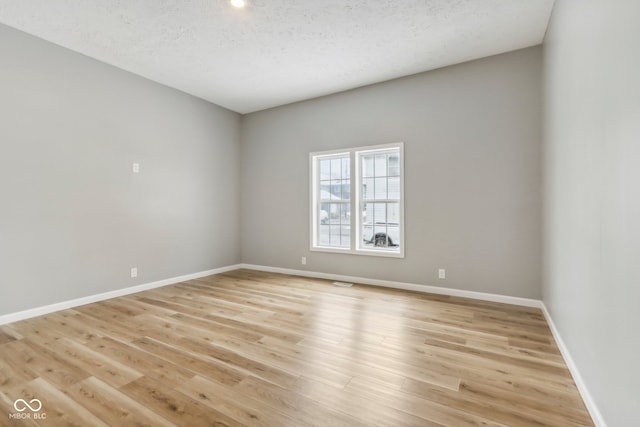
[0,264,243,326]
[541,304,607,427]
[237,263,542,308]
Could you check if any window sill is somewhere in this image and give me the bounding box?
[310,246,404,258]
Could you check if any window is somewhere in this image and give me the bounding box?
[310,143,404,257]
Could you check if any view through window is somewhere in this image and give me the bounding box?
[310,143,404,257]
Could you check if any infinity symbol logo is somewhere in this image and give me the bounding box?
[13,399,42,412]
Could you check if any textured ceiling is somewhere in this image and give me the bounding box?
[0,0,555,113]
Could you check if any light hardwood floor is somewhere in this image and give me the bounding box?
[0,269,593,426]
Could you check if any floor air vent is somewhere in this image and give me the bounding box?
[332,281,353,287]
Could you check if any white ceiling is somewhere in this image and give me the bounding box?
[0,0,555,114]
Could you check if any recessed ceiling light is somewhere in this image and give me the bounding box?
[230,0,246,8]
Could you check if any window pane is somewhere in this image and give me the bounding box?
[374,177,387,200]
[359,201,400,250]
[340,203,351,225]
[341,225,350,248]
[327,203,341,224]
[330,180,342,200]
[388,177,400,200]
[342,157,350,179]
[374,203,387,223]
[387,225,400,247]
[388,153,400,177]
[362,178,374,201]
[363,202,388,224]
[319,203,329,224]
[330,225,341,246]
[388,202,400,224]
[331,158,342,179]
[362,155,374,178]
[341,179,351,200]
[363,202,374,225]
[320,159,331,180]
[362,225,374,243]
[319,181,331,201]
[319,225,330,245]
[362,225,373,242]
[374,154,387,177]
[355,148,401,254]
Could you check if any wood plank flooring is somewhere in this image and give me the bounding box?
[0,269,593,426]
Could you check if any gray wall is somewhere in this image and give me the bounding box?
[241,47,543,299]
[0,24,241,316]
[543,1,640,425]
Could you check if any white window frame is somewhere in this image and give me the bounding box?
[310,142,404,258]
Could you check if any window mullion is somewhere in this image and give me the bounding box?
[351,151,357,252]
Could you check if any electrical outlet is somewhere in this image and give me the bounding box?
[132,162,140,173]
[131,267,138,278]
[438,268,446,279]
[301,256,307,265]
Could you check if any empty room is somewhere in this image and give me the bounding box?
[0,0,637,426]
